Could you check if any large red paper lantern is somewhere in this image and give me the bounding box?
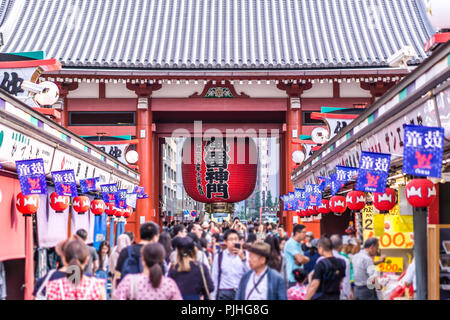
[405,179,436,208]
[105,202,115,216]
[373,187,396,212]
[299,209,307,218]
[330,195,347,213]
[181,137,257,204]
[90,199,106,216]
[317,199,331,214]
[346,191,367,211]
[123,206,133,219]
[50,192,70,213]
[16,192,39,216]
[72,196,90,214]
[114,206,123,218]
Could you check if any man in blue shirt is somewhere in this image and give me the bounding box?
[284,224,310,288]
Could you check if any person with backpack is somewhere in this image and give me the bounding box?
[304,237,346,300]
[113,243,182,300]
[210,229,250,300]
[113,222,160,288]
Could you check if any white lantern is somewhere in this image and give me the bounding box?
[125,150,139,164]
[33,81,60,106]
[425,0,450,31]
[292,150,305,164]
[311,127,329,144]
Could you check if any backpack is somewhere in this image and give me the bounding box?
[120,246,143,281]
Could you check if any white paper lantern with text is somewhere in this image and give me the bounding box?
[311,127,329,144]
[292,150,305,164]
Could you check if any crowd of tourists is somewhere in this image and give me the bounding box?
[32,217,394,300]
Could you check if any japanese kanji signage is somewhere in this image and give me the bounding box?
[52,170,78,197]
[281,195,289,210]
[356,151,391,193]
[115,189,128,209]
[305,184,322,206]
[294,188,306,210]
[204,138,230,200]
[16,158,47,195]
[336,166,358,183]
[100,183,118,203]
[288,192,296,211]
[317,176,331,191]
[403,124,444,178]
[330,173,344,196]
[126,192,138,209]
[80,177,99,193]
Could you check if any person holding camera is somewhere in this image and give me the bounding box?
[211,230,250,300]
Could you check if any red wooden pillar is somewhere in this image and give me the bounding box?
[127,83,161,241]
[56,82,78,127]
[24,216,33,300]
[277,82,311,236]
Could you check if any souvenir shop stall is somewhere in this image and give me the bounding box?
[0,61,141,299]
[282,42,450,300]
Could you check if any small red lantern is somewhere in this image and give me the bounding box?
[405,179,436,208]
[50,192,70,213]
[373,187,396,212]
[300,209,307,218]
[307,206,317,216]
[317,199,331,214]
[346,191,367,211]
[113,206,123,218]
[90,199,106,216]
[123,206,133,219]
[16,192,39,216]
[72,196,90,214]
[330,195,347,213]
[105,202,115,216]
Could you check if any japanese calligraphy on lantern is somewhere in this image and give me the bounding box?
[356,151,391,193]
[194,139,205,196]
[80,177,99,193]
[52,170,78,197]
[204,137,231,200]
[100,183,118,203]
[115,189,128,209]
[402,124,444,178]
[16,158,47,195]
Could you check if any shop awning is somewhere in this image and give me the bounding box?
[0,89,140,191]
[291,42,450,188]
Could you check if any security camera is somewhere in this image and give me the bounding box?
[387,46,416,69]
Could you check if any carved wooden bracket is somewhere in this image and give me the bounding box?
[276,82,312,97]
[189,80,249,98]
[56,82,79,96]
[126,82,162,97]
[360,81,396,97]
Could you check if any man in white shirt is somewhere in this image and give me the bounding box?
[235,241,287,300]
[211,229,250,300]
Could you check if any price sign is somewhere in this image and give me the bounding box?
[375,256,404,273]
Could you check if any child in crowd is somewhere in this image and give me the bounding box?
[287,268,308,300]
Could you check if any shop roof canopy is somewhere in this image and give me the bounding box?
[0,0,434,70]
[292,41,450,188]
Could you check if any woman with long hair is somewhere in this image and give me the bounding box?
[168,237,214,300]
[265,235,283,273]
[97,241,111,274]
[46,238,106,300]
[158,231,173,264]
[113,243,182,300]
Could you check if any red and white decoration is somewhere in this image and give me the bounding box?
[346,191,366,211]
[72,196,90,214]
[16,192,40,216]
[182,137,257,204]
[90,199,106,216]
[405,179,437,208]
[317,199,331,214]
[113,206,123,218]
[373,187,396,212]
[307,205,317,216]
[50,192,70,213]
[123,206,133,219]
[330,196,347,214]
[105,202,115,216]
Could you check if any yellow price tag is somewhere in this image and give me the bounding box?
[375,256,404,273]
[373,214,385,237]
